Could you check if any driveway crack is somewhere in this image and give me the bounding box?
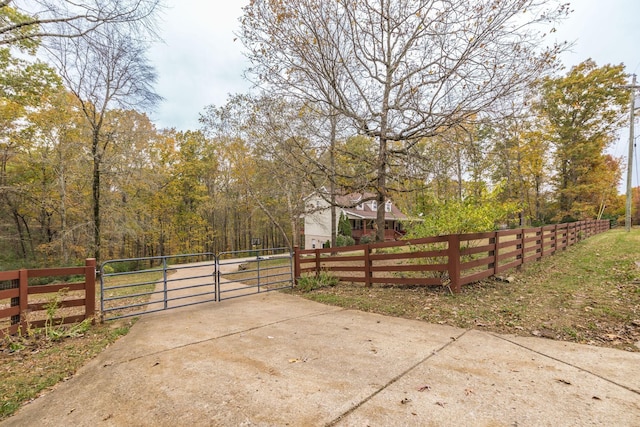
[325,328,472,426]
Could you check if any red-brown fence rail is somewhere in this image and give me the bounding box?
[294,220,610,293]
[0,259,96,338]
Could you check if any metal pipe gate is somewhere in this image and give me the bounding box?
[99,248,293,321]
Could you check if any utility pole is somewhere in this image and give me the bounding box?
[625,74,639,232]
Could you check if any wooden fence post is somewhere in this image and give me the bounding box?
[447,234,461,293]
[17,269,28,334]
[493,231,499,276]
[85,258,96,321]
[9,278,19,327]
[315,249,321,278]
[293,246,300,286]
[518,229,525,270]
[364,244,372,288]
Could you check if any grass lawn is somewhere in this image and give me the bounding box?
[292,227,640,352]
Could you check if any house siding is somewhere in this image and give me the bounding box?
[303,191,407,248]
[304,195,332,249]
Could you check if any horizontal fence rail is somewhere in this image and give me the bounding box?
[0,259,96,338]
[294,220,610,293]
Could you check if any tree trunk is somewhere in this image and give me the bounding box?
[330,113,337,248]
[58,157,69,264]
[11,209,27,258]
[375,134,387,243]
[92,128,101,261]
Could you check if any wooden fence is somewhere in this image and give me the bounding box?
[0,259,96,338]
[294,220,610,293]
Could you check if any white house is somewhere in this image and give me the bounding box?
[303,191,407,249]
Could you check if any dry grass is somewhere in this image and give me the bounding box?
[0,319,134,420]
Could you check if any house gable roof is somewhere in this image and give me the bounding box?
[335,192,407,221]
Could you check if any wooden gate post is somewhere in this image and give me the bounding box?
[85,258,96,321]
[293,246,300,286]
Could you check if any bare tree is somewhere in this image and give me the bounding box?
[1,0,161,47]
[241,0,569,241]
[45,27,161,261]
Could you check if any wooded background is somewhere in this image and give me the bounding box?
[1,1,637,268]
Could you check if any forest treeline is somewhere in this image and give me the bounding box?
[1,1,637,268]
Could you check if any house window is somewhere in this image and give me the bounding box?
[356,203,364,210]
[316,200,321,208]
[385,201,392,212]
[371,200,377,211]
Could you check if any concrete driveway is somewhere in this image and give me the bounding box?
[2,290,640,426]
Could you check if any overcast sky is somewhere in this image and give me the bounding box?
[147,0,250,132]
[148,0,640,148]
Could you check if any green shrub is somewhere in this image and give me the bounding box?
[359,235,373,244]
[336,234,355,247]
[338,212,352,237]
[407,184,519,237]
[101,264,115,274]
